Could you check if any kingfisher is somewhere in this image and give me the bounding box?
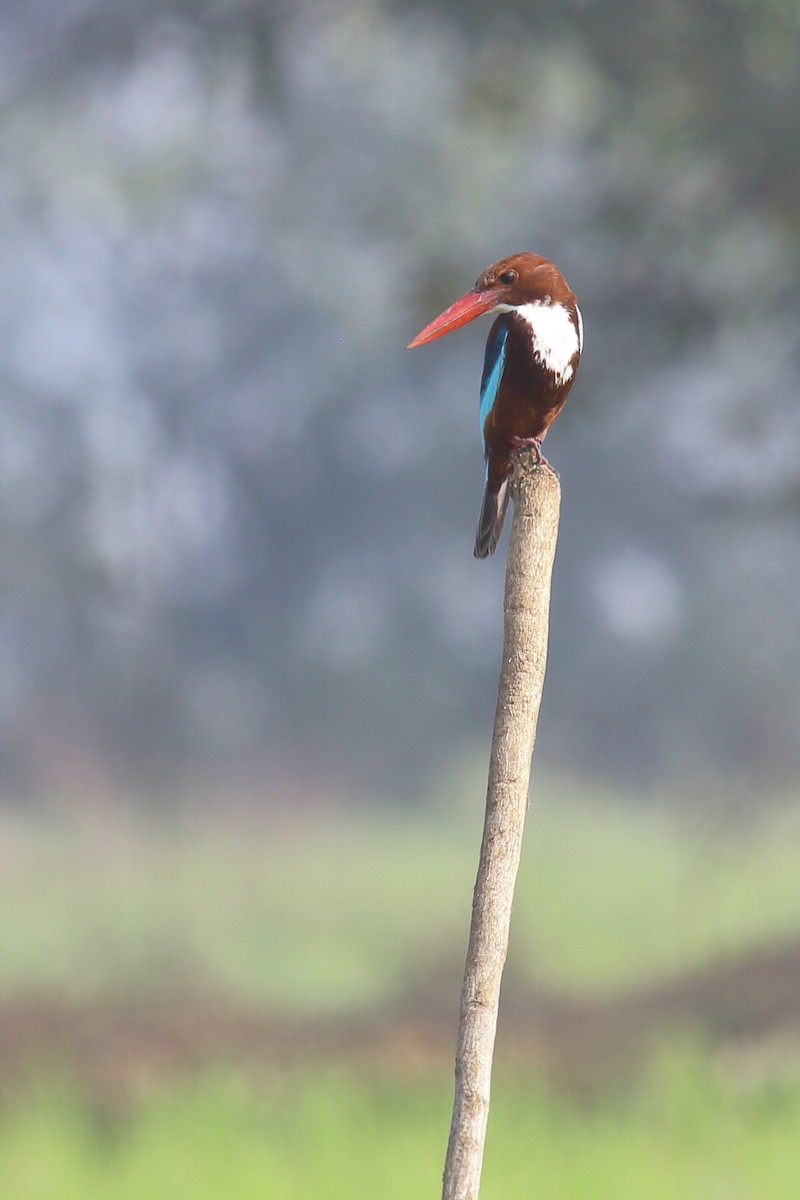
[408,252,582,558]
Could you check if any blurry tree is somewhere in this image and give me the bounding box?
[0,0,798,802]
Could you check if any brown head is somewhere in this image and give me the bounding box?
[408,252,577,348]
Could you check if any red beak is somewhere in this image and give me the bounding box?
[408,287,502,349]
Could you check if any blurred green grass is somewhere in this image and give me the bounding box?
[1,780,800,1010]
[2,782,800,1197]
[2,1048,800,1199]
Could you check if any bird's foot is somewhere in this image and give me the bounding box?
[509,435,549,467]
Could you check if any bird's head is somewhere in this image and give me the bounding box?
[408,253,573,348]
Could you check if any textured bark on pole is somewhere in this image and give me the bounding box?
[441,451,561,1200]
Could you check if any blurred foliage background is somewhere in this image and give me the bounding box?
[2,1,800,1195]
[1,0,799,803]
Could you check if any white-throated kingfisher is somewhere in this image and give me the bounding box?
[409,252,582,558]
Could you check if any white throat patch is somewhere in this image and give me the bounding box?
[496,301,581,382]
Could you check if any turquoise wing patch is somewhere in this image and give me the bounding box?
[479,324,508,449]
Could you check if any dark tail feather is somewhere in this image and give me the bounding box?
[474,478,510,559]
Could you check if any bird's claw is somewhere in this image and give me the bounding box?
[509,436,549,467]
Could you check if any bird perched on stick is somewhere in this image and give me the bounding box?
[409,253,582,558]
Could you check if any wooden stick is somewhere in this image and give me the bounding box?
[441,452,562,1200]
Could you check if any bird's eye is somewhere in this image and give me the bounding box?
[498,269,518,285]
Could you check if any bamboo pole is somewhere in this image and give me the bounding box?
[441,452,561,1200]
